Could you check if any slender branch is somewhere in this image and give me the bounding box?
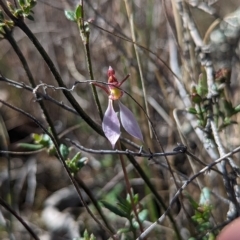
[0,197,39,240]
[67,138,183,157]
[0,0,103,136]
[116,141,144,236]
[0,75,79,115]
[0,99,115,238]
[77,2,103,120]
[137,144,240,239]
[3,26,60,146]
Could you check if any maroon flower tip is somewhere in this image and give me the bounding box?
[108,66,115,77]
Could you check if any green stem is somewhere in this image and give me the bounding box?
[84,42,103,120]
[77,2,103,120]
[117,141,144,236]
[77,178,116,235]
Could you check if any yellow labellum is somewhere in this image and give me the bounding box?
[110,87,122,100]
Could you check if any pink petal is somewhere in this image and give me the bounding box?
[118,101,143,141]
[102,100,121,148]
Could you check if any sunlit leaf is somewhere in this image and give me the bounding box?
[118,101,143,141]
[64,10,76,22]
[199,187,211,205]
[138,209,148,222]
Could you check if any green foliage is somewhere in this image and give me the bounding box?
[65,152,88,175]
[18,133,70,160]
[14,0,36,19]
[186,188,216,240]
[101,193,147,237]
[189,70,240,132]
[65,4,90,44]
[75,5,83,20]
[64,10,76,22]
[196,72,208,97]
[76,229,96,240]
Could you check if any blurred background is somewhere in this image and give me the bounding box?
[1,0,240,239]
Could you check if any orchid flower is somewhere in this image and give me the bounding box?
[93,66,143,148]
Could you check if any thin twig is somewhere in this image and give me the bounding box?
[0,99,116,238]
[0,197,39,240]
[137,144,240,239]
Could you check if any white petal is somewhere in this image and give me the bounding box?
[119,101,143,141]
[102,100,121,148]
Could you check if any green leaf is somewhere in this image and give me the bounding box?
[184,192,199,210]
[223,99,234,117]
[199,187,211,205]
[26,15,34,21]
[234,104,240,113]
[187,107,198,115]
[196,72,208,97]
[83,229,89,239]
[60,144,69,159]
[29,0,37,8]
[32,133,42,142]
[138,209,148,222]
[117,227,131,234]
[101,200,128,218]
[89,234,96,240]
[71,152,81,162]
[75,5,82,19]
[64,10,76,22]
[132,218,139,229]
[17,143,44,150]
[14,9,24,17]
[0,10,4,21]
[18,0,26,7]
[117,197,132,214]
[76,157,88,169]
